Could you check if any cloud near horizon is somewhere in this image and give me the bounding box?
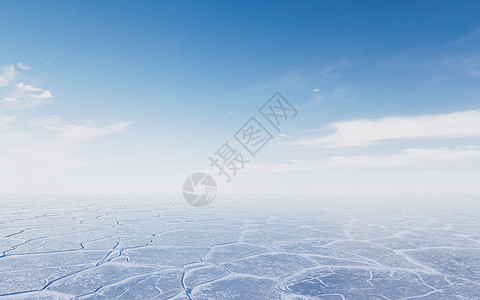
[0,64,132,174]
[0,65,18,88]
[249,146,480,173]
[293,110,480,148]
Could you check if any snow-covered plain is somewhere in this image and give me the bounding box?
[0,195,479,299]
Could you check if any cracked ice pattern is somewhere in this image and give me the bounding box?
[1,195,480,299]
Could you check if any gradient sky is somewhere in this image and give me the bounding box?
[1,1,480,194]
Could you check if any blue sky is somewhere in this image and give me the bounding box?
[1,1,480,194]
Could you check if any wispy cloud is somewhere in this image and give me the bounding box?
[1,82,53,111]
[318,62,351,78]
[1,118,132,177]
[324,146,480,168]
[0,115,16,125]
[293,110,480,148]
[454,27,480,45]
[0,65,18,87]
[458,54,480,77]
[1,64,53,111]
[0,64,132,177]
[250,146,480,172]
[16,62,32,71]
[30,115,132,144]
[59,121,132,145]
[29,115,61,130]
[0,132,26,149]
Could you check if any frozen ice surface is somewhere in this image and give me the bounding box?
[0,195,480,299]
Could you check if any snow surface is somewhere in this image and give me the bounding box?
[0,195,479,299]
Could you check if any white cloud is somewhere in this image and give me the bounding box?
[60,121,132,145]
[249,146,480,173]
[16,63,32,71]
[0,120,132,180]
[461,55,480,77]
[1,82,53,111]
[313,88,320,92]
[0,132,26,149]
[31,115,132,141]
[440,54,480,78]
[0,65,18,87]
[30,115,61,130]
[273,133,294,141]
[294,110,480,148]
[320,62,351,78]
[0,115,16,125]
[1,64,53,111]
[26,117,132,150]
[0,64,133,193]
[454,27,480,45]
[325,146,480,168]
